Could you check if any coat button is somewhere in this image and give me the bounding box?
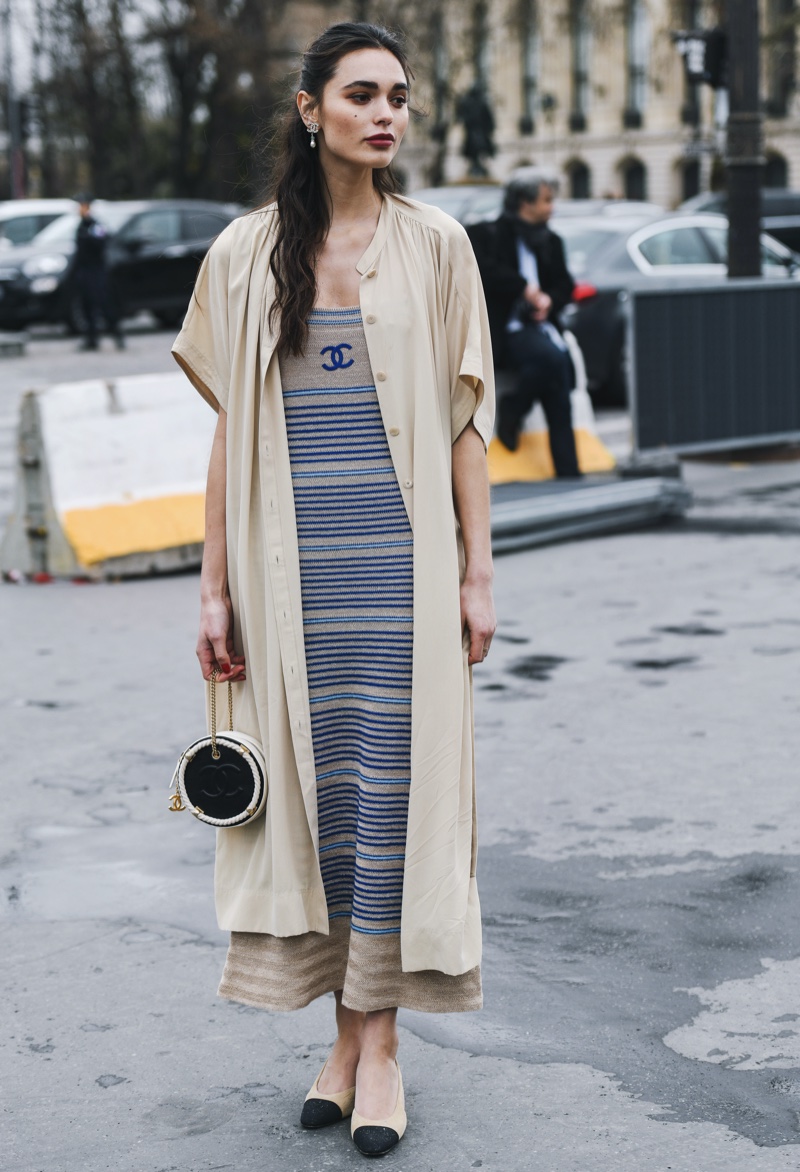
[389,426,400,436]
[403,478,413,488]
[376,371,387,381]
[367,269,377,278]
[366,314,376,324]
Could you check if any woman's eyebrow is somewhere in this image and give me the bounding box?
[341,79,409,92]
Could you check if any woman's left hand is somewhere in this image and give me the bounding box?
[460,575,497,666]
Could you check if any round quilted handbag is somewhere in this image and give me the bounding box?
[169,670,267,828]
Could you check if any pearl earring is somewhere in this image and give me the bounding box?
[307,121,319,149]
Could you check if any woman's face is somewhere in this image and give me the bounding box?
[299,47,410,170]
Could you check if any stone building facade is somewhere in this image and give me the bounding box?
[280,1,799,208]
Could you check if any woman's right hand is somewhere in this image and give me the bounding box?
[197,594,246,683]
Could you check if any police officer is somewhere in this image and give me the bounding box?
[73,194,124,351]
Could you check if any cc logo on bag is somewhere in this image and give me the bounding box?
[198,762,249,799]
[320,343,354,371]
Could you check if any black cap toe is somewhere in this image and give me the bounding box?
[352,1124,400,1156]
[300,1097,344,1128]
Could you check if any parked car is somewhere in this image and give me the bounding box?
[0,199,241,332]
[680,188,800,254]
[0,199,76,250]
[410,184,664,226]
[557,212,799,403]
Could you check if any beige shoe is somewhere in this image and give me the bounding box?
[351,1061,407,1157]
[300,1059,356,1129]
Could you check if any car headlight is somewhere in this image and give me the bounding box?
[21,254,69,278]
[29,276,61,294]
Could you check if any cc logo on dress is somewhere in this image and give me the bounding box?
[320,343,354,371]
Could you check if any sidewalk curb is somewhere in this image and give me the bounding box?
[490,477,693,554]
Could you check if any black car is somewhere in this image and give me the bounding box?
[556,211,800,404]
[0,199,241,332]
[680,188,800,254]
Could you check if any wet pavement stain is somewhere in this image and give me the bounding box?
[408,848,800,1148]
[96,1074,127,1089]
[20,699,74,710]
[494,633,531,645]
[27,1040,55,1054]
[624,656,699,671]
[506,655,570,682]
[655,623,726,637]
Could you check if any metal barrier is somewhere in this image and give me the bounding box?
[629,279,800,456]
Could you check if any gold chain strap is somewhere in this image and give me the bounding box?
[209,669,234,760]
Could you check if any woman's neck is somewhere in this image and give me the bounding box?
[319,152,383,226]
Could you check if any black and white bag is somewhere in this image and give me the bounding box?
[169,670,267,828]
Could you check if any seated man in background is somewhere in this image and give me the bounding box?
[467,169,581,478]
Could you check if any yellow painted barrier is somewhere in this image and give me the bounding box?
[1,373,214,577]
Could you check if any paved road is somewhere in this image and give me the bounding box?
[2,333,800,1170]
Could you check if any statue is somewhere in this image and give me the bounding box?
[456,83,496,178]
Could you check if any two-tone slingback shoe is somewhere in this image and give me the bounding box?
[351,1061,407,1157]
[300,1059,356,1129]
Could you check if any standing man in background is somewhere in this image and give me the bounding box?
[468,169,580,477]
[73,195,124,352]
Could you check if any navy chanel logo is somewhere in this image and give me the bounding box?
[320,343,354,371]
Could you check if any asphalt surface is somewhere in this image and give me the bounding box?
[2,327,800,1170]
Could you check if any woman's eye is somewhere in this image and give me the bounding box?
[392,96,408,107]
[350,93,370,103]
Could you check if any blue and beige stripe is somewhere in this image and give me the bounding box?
[281,307,412,937]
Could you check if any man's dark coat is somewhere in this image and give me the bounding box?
[466,216,575,367]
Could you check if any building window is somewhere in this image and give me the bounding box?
[765,0,796,118]
[567,159,592,198]
[682,158,700,201]
[519,1,539,135]
[764,151,789,187]
[473,2,491,89]
[620,156,647,200]
[623,0,648,128]
[570,0,591,131]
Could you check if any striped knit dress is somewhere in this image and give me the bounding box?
[218,308,481,1014]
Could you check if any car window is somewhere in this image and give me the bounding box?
[1,215,43,246]
[183,210,229,241]
[118,208,181,245]
[702,224,793,275]
[32,206,140,246]
[637,227,715,266]
[554,224,622,277]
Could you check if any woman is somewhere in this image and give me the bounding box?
[173,22,495,1157]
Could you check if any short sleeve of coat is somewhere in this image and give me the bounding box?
[443,224,496,447]
[171,226,234,413]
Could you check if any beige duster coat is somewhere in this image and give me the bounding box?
[172,194,495,976]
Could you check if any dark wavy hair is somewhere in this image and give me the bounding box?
[267,23,413,357]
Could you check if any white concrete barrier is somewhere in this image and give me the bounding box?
[0,373,215,578]
[487,330,616,484]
